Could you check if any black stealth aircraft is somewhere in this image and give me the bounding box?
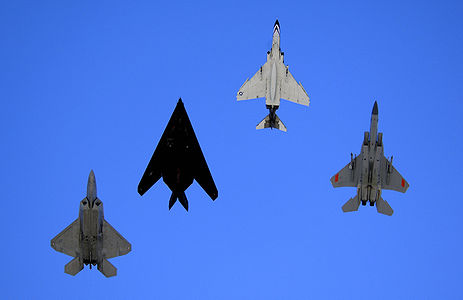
[138,99,218,211]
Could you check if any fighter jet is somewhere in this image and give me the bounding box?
[138,99,218,211]
[236,20,310,132]
[51,170,131,277]
[330,102,409,216]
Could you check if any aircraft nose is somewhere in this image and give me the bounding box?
[87,170,97,201]
[372,101,378,115]
[88,170,96,184]
[274,19,280,33]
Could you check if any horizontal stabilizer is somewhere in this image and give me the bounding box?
[256,114,287,132]
[64,257,83,276]
[274,115,287,132]
[376,197,393,216]
[256,115,270,130]
[98,258,117,278]
[342,195,360,213]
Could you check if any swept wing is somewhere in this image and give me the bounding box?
[380,156,409,193]
[280,68,310,106]
[102,220,131,259]
[236,63,269,101]
[330,156,361,188]
[51,218,80,257]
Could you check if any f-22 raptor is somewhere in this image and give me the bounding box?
[51,170,131,277]
[138,99,218,211]
[330,102,409,216]
[237,20,310,132]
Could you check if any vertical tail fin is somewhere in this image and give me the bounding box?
[376,196,393,216]
[98,258,117,277]
[169,192,189,211]
[169,193,177,210]
[178,192,188,211]
[342,195,360,213]
[256,114,287,132]
[64,257,83,276]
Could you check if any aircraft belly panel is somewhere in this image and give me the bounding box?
[270,62,277,101]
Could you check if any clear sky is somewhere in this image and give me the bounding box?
[1,0,462,299]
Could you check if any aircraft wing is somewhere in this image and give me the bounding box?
[51,218,80,257]
[330,156,360,188]
[194,146,218,200]
[380,156,409,193]
[280,68,310,106]
[138,141,163,196]
[102,219,131,259]
[237,62,269,101]
[183,111,218,200]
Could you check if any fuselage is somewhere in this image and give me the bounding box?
[161,153,194,195]
[357,103,383,206]
[79,172,104,266]
[161,123,195,195]
[265,21,285,107]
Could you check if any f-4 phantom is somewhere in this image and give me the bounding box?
[51,170,131,277]
[138,99,218,211]
[330,102,409,216]
[236,20,310,132]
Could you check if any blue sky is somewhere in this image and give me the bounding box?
[1,0,462,299]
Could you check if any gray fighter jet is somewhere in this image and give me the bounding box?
[138,99,218,211]
[51,170,131,277]
[330,102,409,216]
[236,20,310,132]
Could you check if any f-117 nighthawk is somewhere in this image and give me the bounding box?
[138,99,218,211]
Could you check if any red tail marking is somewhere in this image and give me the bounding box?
[335,173,339,182]
[401,178,405,187]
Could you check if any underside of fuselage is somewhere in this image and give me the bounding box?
[358,185,380,206]
[79,195,104,266]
